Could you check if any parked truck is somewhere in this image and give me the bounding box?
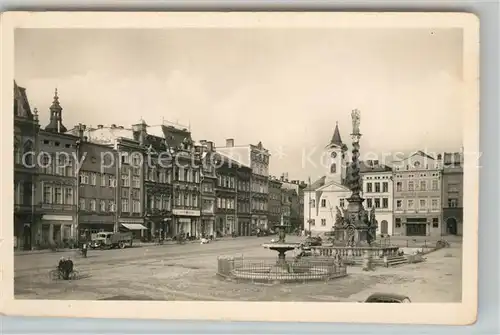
[90,232,133,249]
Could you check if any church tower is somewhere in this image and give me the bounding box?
[45,88,67,133]
[324,122,347,185]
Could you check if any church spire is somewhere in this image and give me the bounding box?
[330,122,343,147]
[45,88,67,133]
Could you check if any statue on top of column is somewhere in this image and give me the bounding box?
[351,109,361,135]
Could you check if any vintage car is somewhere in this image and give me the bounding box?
[363,293,411,303]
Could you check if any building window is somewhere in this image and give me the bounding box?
[162,197,170,211]
[420,180,426,191]
[408,181,414,191]
[100,174,107,187]
[192,194,198,208]
[184,169,189,182]
[396,182,402,192]
[176,193,182,206]
[132,176,140,188]
[395,218,402,228]
[448,198,458,208]
[432,199,439,210]
[79,198,86,210]
[408,199,414,209]
[382,182,389,192]
[184,193,189,207]
[310,199,315,208]
[64,188,73,205]
[100,200,106,212]
[432,218,439,228]
[432,179,439,190]
[339,199,345,208]
[382,198,388,208]
[121,188,129,198]
[374,198,380,208]
[89,199,96,211]
[374,182,380,193]
[132,200,141,213]
[321,219,326,226]
[396,200,402,209]
[330,163,336,174]
[121,174,130,187]
[321,199,326,207]
[90,173,97,186]
[43,185,52,204]
[80,172,89,185]
[52,187,62,204]
[108,200,116,212]
[367,183,373,193]
[108,176,116,187]
[366,198,372,208]
[419,199,426,209]
[122,199,129,212]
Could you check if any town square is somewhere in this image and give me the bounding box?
[13,27,466,304]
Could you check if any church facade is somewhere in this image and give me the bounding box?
[303,123,351,234]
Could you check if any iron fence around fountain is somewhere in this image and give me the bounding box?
[216,255,347,283]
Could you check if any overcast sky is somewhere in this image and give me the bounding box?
[15,28,464,181]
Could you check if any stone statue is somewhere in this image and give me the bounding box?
[335,206,343,226]
[369,207,376,226]
[351,109,361,135]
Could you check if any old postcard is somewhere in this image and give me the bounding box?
[0,12,479,324]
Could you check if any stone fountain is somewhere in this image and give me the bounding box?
[262,219,300,266]
[216,215,347,283]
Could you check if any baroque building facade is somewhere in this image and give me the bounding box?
[392,151,443,237]
[441,151,464,236]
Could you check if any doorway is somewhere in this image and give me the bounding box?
[446,218,458,235]
[23,224,31,251]
[380,220,388,235]
[406,223,426,236]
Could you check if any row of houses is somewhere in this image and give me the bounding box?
[304,124,464,237]
[13,82,305,250]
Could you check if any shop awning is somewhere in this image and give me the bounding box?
[121,223,148,231]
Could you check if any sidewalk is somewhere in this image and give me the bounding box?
[14,235,255,256]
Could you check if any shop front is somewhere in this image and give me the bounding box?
[173,209,201,238]
[119,218,147,240]
[201,215,215,238]
[38,214,76,247]
[237,215,251,236]
[145,216,172,240]
[78,214,115,242]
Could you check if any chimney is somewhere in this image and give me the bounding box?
[111,124,116,128]
[226,138,234,147]
[77,123,85,140]
[97,124,103,129]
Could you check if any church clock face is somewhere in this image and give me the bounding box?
[331,152,337,158]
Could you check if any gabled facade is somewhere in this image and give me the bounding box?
[35,90,79,247]
[13,81,40,250]
[392,151,443,237]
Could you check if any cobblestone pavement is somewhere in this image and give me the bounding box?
[15,236,462,302]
